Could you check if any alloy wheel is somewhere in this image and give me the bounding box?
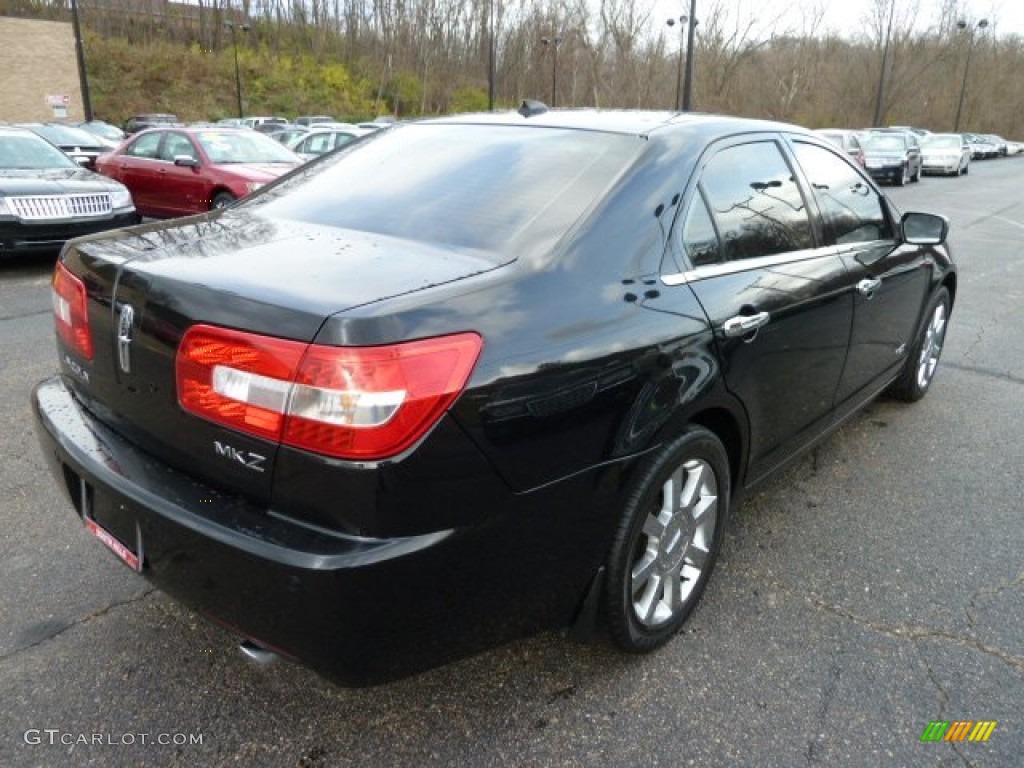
[916,302,947,390]
[630,458,718,627]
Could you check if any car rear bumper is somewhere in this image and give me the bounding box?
[865,164,904,183]
[32,375,623,685]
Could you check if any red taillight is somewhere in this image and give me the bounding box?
[176,325,482,460]
[53,262,93,360]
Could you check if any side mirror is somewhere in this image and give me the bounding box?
[173,155,199,168]
[902,212,949,246]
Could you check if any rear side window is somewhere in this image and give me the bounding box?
[791,142,892,245]
[699,141,814,262]
[251,124,641,260]
[126,132,161,159]
[682,192,720,267]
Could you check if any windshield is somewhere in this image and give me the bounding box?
[863,135,905,151]
[923,135,962,149]
[81,122,124,141]
[194,130,300,164]
[27,124,104,146]
[0,133,78,169]
[248,123,641,259]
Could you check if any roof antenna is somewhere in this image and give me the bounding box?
[518,100,548,118]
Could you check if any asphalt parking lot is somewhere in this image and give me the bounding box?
[1,159,1021,767]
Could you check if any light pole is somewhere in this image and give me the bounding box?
[666,15,688,111]
[225,21,251,119]
[541,34,563,107]
[488,0,496,110]
[70,0,93,121]
[681,0,697,111]
[954,18,989,132]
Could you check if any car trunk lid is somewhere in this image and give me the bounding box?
[56,211,506,507]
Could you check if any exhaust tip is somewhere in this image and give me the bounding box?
[239,640,278,665]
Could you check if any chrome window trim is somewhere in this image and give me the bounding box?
[661,247,829,286]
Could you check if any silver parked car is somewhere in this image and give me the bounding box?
[287,125,373,161]
[920,133,971,176]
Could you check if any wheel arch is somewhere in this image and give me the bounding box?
[209,186,236,209]
[687,406,745,492]
[941,271,957,309]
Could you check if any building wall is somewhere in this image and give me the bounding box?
[0,17,84,122]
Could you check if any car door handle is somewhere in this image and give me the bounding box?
[722,311,770,338]
[858,278,882,296]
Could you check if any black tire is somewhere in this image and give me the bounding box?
[605,426,730,653]
[912,162,921,182]
[211,191,236,210]
[888,287,951,402]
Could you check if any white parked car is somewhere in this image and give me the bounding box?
[920,133,971,176]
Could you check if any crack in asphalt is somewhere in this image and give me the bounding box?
[965,572,1024,627]
[0,587,156,664]
[921,658,975,768]
[803,594,1024,672]
[0,308,51,324]
[804,656,840,767]
[944,360,1024,386]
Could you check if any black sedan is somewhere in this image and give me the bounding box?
[1,126,139,259]
[862,131,923,185]
[32,109,955,685]
[17,122,114,169]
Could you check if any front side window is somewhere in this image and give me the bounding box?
[791,142,892,245]
[160,133,198,162]
[699,141,814,262]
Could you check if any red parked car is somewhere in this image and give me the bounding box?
[95,127,301,218]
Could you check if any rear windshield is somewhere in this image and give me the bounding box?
[923,135,962,149]
[247,123,641,259]
[863,134,906,151]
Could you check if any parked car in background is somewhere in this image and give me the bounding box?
[265,125,310,146]
[216,118,248,128]
[17,123,113,169]
[815,129,866,167]
[294,115,335,126]
[241,116,288,130]
[357,119,397,131]
[920,133,971,176]
[962,133,997,159]
[982,134,1008,157]
[95,126,301,218]
[0,125,138,258]
[34,110,956,685]
[254,121,297,135]
[887,125,931,138]
[861,131,922,185]
[287,125,373,161]
[124,113,179,135]
[74,120,126,149]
